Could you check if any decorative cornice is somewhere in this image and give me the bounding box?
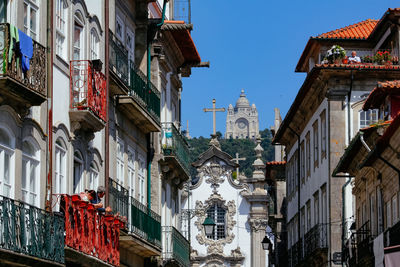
[191,247,245,265]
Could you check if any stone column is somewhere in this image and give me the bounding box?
[243,136,269,267]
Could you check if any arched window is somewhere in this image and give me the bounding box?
[0,128,14,197]
[21,140,39,206]
[55,138,66,195]
[73,11,85,60]
[73,151,84,194]
[90,28,99,60]
[206,202,226,240]
[89,161,99,190]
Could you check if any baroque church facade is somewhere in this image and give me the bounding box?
[225,90,259,139]
[183,136,268,267]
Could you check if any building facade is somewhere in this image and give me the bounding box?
[225,90,259,139]
[273,9,400,267]
[0,0,203,266]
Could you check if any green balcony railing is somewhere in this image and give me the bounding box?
[162,226,190,267]
[109,31,160,124]
[0,195,64,264]
[162,122,191,176]
[129,196,161,248]
[109,177,129,219]
[109,31,129,85]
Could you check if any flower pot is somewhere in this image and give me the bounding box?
[342,58,348,64]
[334,59,341,64]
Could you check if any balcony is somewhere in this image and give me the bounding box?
[109,178,162,255]
[0,23,47,114]
[162,226,190,267]
[69,60,106,133]
[387,218,400,246]
[62,194,124,267]
[304,224,328,259]
[109,32,161,133]
[161,122,191,183]
[346,221,374,267]
[0,195,64,265]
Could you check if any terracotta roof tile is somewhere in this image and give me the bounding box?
[314,19,378,40]
[363,81,400,110]
[266,161,286,166]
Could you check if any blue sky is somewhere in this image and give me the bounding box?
[181,0,399,138]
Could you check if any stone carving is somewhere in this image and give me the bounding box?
[230,247,243,258]
[201,161,232,192]
[249,218,268,232]
[194,192,236,254]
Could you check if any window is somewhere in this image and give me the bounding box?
[127,147,135,199]
[0,128,14,198]
[116,138,124,185]
[56,0,67,58]
[314,192,319,225]
[22,141,39,206]
[89,162,99,190]
[321,185,327,224]
[115,14,124,42]
[126,27,135,62]
[370,193,376,236]
[73,151,84,194]
[90,29,99,60]
[138,155,146,204]
[24,0,39,40]
[73,12,84,60]
[300,207,305,237]
[386,201,392,229]
[306,132,311,177]
[55,138,66,195]
[0,0,5,23]
[320,110,327,160]
[392,195,397,225]
[313,120,319,169]
[300,141,305,182]
[306,200,311,232]
[359,109,379,129]
[206,202,226,240]
[377,188,383,233]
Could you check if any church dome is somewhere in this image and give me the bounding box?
[235,90,250,108]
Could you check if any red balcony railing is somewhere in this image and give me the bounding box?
[61,194,124,266]
[70,60,106,122]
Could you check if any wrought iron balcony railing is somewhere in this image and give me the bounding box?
[109,177,129,219]
[109,31,161,123]
[0,195,64,264]
[62,194,125,266]
[162,122,191,176]
[162,226,190,267]
[388,218,400,246]
[129,196,162,248]
[70,60,107,122]
[304,223,328,258]
[0,23,47,97]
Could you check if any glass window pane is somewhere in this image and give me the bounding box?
[4,153,10,183]
[22,160,27,189]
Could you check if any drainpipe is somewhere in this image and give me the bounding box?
[146,0,168,211]
[288,125,301,262]
[45,0,54,212]
[105,0,110,206]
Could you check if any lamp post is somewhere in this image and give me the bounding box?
[203,217,216,236]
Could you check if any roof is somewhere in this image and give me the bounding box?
[314,19,378,40]
[266,161,286,166]
[363,80,400,110]
[192,145,238,168]
[161,20,201,64]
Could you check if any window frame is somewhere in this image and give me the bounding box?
[24,0,39,41]
[116,138,125,186]
[313,120,319,169]
[90,28,100,60]
[55,0,67,59]
[21,140,40,207]
[73,150,84,194]
[206,202,226,240]
[0,127,14,198]
[306,131,311,177]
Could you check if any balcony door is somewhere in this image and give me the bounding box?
[0,128,14,198]
[73,151,84,194]
[21,140,39,207]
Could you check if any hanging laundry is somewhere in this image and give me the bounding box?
[18,29,33,73]
[8,24,19,63]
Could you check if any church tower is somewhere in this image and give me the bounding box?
[225,90,259,139]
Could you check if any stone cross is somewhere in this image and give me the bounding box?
[233,152,246,177]
[203,99,225,135]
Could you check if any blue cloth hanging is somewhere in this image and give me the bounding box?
[18,29,33,73]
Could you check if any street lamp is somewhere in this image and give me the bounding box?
[261,235,272,250]
[202,217,216,236]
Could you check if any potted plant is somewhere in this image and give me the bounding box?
[326,45,346,64]
[374,51,392,65]
[362,55,374,64]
